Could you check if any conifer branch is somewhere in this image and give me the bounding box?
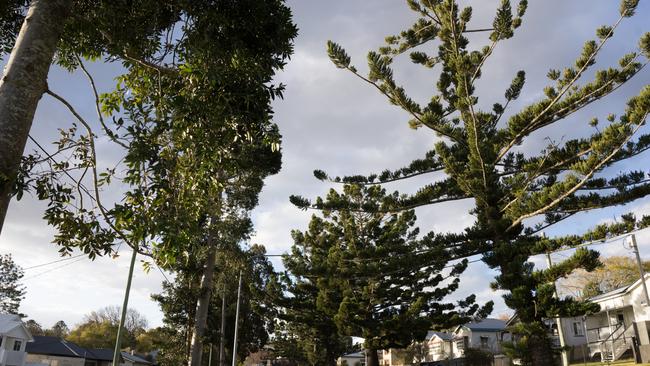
[512,60,647,142]
[497,14,626,161]
[508,113,648,230]
[470,41,497,84]
[347,65,464,144]
[528,212,577,235]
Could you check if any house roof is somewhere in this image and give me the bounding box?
[26,336,87,358]
[587,273,650,303]
[87,348,117,361]
[426,331,453,341]
[456,318,507,333]
[0,314,34,341]
[122,351,152,364]
[25,337,131,363]
[589,285,630,302]
[341,351,364,358]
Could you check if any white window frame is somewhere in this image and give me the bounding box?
[573,321,584,336]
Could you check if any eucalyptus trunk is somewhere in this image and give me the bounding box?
[0,0,71,233]
[188,244,218,366]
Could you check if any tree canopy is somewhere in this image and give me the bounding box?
[290,0,650,364]
[0,253,25,315]
[284,184,492,366]
[559,255,650,299]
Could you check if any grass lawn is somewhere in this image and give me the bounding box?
[570,360,649,366]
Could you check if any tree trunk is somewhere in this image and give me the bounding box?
[188,244,218,366]
[366,348,379,366]
[0,0,72,234]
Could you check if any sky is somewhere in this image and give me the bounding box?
[1,0,650,330]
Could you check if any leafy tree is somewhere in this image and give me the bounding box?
[5,2,295,365]
[67,307,148,350]
[403,340,431,365]
[294,1,650,364]
[152,244,281,366]
[559,255,650,299]
[25,319,44,336]
[67,320,120,349]
[135,327,168,354]
[83,305,148,337]
[46,320,70,338]
[286,185,491,366]
[0,253,25,315]
[271,318,354,366]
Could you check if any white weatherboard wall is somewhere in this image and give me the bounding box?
[0,314,32,366]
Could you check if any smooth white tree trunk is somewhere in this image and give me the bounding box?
[188,244,218,366]
[0,0,71,233]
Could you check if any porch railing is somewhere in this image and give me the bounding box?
[586,322,623,342]
[587,322,635,362]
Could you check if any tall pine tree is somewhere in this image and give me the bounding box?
[286,184,492,366]
[293,1,650,364]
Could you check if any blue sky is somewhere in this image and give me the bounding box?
[1,0,649,329]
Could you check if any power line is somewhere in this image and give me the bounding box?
[23,253,87,270]
[22,257,86,281]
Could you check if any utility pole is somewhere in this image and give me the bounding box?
[112,243,138,366]
[546,252,569,366]
[208,344,213,366]
[231,270,243,366]
[629,234,650,306]
[219,286,226,366]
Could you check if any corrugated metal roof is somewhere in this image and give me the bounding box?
[589,285,630,302]
[0,314,23,334]
[463,318,507,332]
[426,331,453,340]
[121,351,152,364]
[26,337,139,364]
[25,336,86,358]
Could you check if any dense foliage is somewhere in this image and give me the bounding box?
[0,253,25,315]
[284,185,492,365]
[152,245,280,366]
[291,1,650,364]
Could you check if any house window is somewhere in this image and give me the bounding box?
[456,339,465,351]
[456,336,468,352]
[13,340,22,351]
[480,336,489,349]
[573,321,584,336]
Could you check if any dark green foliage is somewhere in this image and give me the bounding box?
[10,0,296,264]
[152,245,279,366]
[310,1,650,365]
[284,185,492,364]
[0,0,27,54]
[0,253,25,316]
[464,348,494,366]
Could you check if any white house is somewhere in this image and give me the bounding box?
[0,314,33,366]
[577,273,650,363]
[376,318,510,365]
[451,318,508,358]
[337,351,365,366]
[426,331,453,362]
